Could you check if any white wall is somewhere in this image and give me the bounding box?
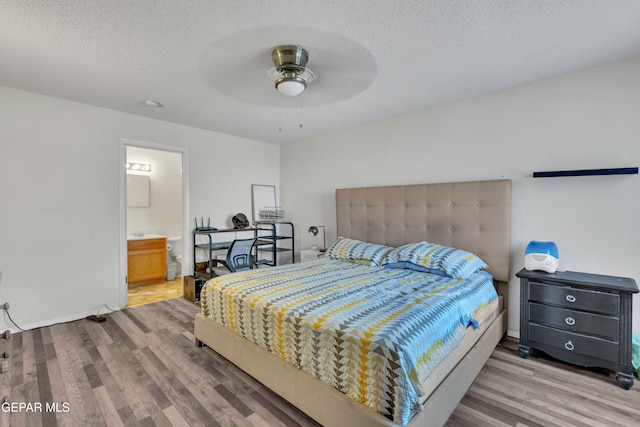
[1,56,637,335]
[0,85,279,331]
[281,56,640,335]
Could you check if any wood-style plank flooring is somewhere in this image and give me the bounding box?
[447,340,640,427]
[1,297,638,427]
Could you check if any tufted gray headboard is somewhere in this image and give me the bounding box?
[335,179,512,283]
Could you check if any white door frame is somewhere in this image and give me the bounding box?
[118,138,191,308]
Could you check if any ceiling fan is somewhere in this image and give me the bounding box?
[268,45,317,97]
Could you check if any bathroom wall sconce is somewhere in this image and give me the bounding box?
[126,162,152,172]
[308,225,326,252]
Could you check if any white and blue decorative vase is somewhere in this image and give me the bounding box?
[524,241,559,273]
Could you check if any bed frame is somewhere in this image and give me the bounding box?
[195,179,512,426]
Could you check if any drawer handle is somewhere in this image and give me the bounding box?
[564,340,575,351]
[566,295,576,303]
[565,317,576,326]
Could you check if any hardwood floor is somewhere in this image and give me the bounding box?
[1,298,638,427]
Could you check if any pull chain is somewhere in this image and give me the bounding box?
[278,92,283,132]
[299,93,304,128]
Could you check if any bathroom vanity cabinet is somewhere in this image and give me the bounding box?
[127,237,167,283]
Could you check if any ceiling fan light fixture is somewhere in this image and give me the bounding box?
[271,45,314,96]
[275,74,307,96]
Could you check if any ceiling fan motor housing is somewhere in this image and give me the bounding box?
[272,45,309,74]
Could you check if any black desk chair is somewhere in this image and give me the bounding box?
[213,238,257,275]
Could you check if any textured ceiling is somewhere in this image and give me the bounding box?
[2,1,640,144]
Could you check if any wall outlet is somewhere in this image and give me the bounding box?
[0,303,8,311]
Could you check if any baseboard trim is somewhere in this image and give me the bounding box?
[2,305,123,333]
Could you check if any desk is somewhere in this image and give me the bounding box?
[193,222,294,279]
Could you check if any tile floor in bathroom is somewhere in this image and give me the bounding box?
[127,276,184,307]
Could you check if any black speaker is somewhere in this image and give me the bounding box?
[184,275,204,303]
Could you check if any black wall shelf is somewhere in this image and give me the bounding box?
[533,167,638,178]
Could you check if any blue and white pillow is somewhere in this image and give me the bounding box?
[382,261,448,277]
[325,237,393,266]
[383,241,487,279]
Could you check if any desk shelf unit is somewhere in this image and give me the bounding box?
[254,221,295,267]
[193,221,294,279]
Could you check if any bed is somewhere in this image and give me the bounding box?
[195,179,512,427]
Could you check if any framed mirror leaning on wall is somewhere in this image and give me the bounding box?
[251,184,276,222]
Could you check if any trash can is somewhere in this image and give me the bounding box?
[166,262,177,280]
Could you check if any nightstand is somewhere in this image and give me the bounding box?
[516,268,638,389]
[300,249,322,262]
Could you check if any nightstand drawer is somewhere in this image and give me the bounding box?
[529,323,618,362]
[530,282,619,315]
[529,303,619,341]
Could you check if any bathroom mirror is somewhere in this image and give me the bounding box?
[127,174,150,207]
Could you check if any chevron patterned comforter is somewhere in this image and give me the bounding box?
[200,257,498,426]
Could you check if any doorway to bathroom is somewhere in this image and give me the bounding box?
[118,138,190,308]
